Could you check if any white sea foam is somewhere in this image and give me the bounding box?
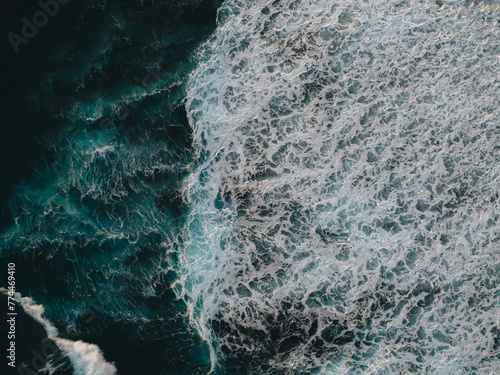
[0,290,117,375]
[54,339,117,375]
[183,0,500,373]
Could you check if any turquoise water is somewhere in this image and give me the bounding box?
[1,0,499,374]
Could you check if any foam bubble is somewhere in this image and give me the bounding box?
[183,0,500,373]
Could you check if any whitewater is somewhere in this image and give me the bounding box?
[181,0,500,374]
[0,289,117,375]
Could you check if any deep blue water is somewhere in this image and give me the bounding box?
[1,1,219,374]
[1,1,499,375]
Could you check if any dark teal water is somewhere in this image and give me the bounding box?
[0,1,220,374]
[1,1,499,374]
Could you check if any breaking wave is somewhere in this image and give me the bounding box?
[1,289,116,375]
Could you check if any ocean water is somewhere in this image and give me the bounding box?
[1,0,499,375]
[1,1,218,374]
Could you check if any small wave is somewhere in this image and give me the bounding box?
[1,289,117,375]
